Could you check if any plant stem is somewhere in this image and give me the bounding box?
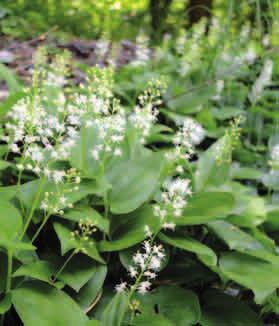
[6,250,13,293]
[127,233,158,302]
[20,177,46,240]
[31,212,51,243]
[52,250,76,282]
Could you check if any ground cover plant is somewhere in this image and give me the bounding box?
[0,0,279,325]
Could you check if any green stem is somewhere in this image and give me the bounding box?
[20,177,46,240]
[52,250,77,282]
[6,250,13,293]
[31,212,52,243]
[81,126,88,172]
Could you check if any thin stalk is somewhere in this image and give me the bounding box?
[19,177,46,240]
[52,250,77,282]
[5,250,13,293]
[81,126,88,172]
[31,212,52,243]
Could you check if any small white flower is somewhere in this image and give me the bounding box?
[115,282,127,293]
[53,170,65,184]
[137,281,151,295]
[16,164,24,171]
[162,222,176,231]
[91,149,100,161]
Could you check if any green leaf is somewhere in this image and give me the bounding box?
[74,265,107,310]
[106,150,164,214]
[0,91,25,118]
[136,285,201,326]
[0,160,10,170]
[64,206,109,234]
[175,192,234,225]
[159,232,217,267]
[200,289,263,326]
[134,314,175,326]
[87,321,101,326]
[57,255,101,292]
[0,293,12,315]
[0,201,31,251]
[220,252,279,303]
[0,63,22,93]
[195,135,231,191]
[0,186,17,201]
[229,196,266,227]
[100,292,129,326]
[98,205,161,251]
[12,281,88,326]
[208,220,279,263]
[230,166,263,181]
[53,221,105,264]
[13,260,55,285]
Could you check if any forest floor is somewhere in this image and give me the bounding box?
[0,35,140,101]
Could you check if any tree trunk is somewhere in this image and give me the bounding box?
[149,0,173,42]
[187,0,213,25]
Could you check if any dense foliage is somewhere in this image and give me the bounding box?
[0,1,279,325]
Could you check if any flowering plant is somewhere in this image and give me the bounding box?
[0,28,278,325]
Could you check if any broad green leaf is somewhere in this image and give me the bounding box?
[101,292,129,326]
[220,252,279,303]
[134,314,175,326]
[64,206,109,234]
[195,135,231,191]
[98,205,161,251]
[13,256,99,292]
[0,293,11,315]
[0,160,10,170]
[0,186,17,200]
[200,289,263,326]
[53,221,105,264]
[0,202,31,251]
[53,221,77,255]
[159,232,217,267]
[74,265,107,310]
[229,196,266,227]
[136,285,201,326]
[57,255,101,292]
[208,220,279,263]
[12,281,88,326]
[0,63,22,93]
[175,192,234,225]
[230,166,263,181]
[87,321,100,326]
[13,261,55,285]
[106,150,164,214]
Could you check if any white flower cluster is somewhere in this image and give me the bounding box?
[156,118,202,228]
[131,34,151,67]
[173,118,205,160]
[116,232,165,295]
[3,93,81,182]
[250,59,273,104]
[129,80,164,143]
[40,168,80,214]
[154,177,192,229]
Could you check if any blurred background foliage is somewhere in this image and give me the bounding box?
[0,0,278,42]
